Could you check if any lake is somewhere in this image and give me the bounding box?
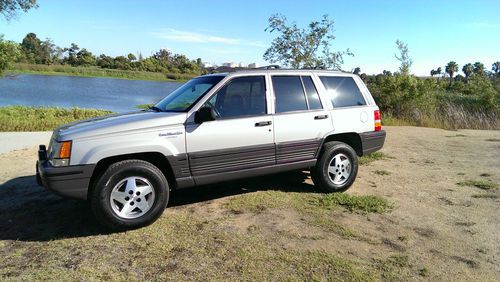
[0,74,182,112]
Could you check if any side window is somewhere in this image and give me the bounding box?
[301,76,322,110]
[205,76,266,118]
[319,76,366,107]
[272,76,308,113]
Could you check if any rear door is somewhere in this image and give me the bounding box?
[271,74,333,164]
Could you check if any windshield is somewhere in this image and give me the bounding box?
[155,76,225,112]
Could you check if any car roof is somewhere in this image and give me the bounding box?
[199,68,354,79]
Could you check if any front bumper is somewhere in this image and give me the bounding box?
[36,146,95,200]
[360,130,386,156]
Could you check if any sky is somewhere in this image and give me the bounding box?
[1,0,499,75]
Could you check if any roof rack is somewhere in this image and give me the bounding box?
[258,65,281,70]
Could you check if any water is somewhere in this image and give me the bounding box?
[0,74,182,112]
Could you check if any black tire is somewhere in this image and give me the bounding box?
[311,141,358,193]
[90,159,169,230]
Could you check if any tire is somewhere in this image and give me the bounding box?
[90,159,169,230]
[311,141,358,193]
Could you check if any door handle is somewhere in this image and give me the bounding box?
[314,114,328,120]
[255,121,272,127]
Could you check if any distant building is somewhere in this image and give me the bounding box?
[248,63,259,68]
[202,62,214,68]
[222,62,238,68]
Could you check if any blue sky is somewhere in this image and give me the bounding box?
[1,0,499,75]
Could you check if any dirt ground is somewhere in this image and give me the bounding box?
[0,126,499,280]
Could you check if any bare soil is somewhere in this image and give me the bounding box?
[0,126,498,280]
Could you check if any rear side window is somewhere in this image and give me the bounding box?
[272,76,308,113]
[272,75,324,113]
[319,76,366,107]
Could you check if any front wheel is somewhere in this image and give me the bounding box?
[311,141,359,193]
[90,160,169,230]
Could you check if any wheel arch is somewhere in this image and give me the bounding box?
[88,152,177,199]
[319,132,363,157]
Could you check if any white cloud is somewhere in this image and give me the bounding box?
[464,21,498,29]
[150,29,266,47]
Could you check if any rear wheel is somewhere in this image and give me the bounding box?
[311,141,358,193]
[90,160,169,230]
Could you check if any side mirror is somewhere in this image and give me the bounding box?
[195,107,216,124]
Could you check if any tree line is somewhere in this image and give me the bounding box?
[17,32,204,74]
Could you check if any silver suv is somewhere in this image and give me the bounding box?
[37,69,386,230]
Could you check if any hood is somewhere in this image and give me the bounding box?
[57,110,187,140]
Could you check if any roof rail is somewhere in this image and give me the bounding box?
[258,65,281,70]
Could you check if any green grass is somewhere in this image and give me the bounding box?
[224,190,392,215]
[0,106,112,131]
[136,104,153,109]
[471,194,498,199]
[9,63,196,82]
[359,151,391,165]
[457,180,499,190]
[318,193,393,214]
[374,170,391,176]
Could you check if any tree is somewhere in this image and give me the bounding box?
[430,69,436,78]
[75,48,95,66]
[63,43,80,66]
[394,39,413,75]
[353,67,361,75]
[493,61,500,76]
[0,35,21,75]
[20,32,41,63]
[445,61,458,86]
[127,53,136,62]
[436,67,442,79]
[0,0,37,20]
[462,63,473,83]
[382,70,392,76]
[263,14,352,70]
[473,62,485,77]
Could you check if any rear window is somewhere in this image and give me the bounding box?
[319,76,366,107]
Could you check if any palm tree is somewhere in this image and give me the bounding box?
[473,62,485,77]
[430,69,436,78]
[462,63,473,83]
[492,61,500,76]
[445,61,458,86]
[436,67,442,80]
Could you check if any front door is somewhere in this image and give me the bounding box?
[186,75,274,180]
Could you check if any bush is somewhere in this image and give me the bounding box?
[366,74,500,130]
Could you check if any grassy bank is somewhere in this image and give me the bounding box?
[0,106,112,132]
[9,63,196,82]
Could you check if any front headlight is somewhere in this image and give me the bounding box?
[49,140,72,167]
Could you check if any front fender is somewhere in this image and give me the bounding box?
[70,131,185,165]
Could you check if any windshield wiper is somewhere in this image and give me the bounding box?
[149,106,163,112]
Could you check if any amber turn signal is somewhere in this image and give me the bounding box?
[59,141,72,159]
